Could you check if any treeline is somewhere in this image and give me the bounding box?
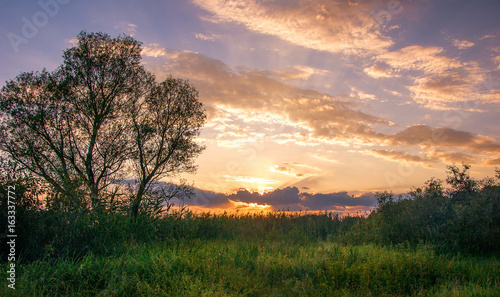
[362,164,500,255]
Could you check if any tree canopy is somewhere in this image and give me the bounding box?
[0,31,206,217]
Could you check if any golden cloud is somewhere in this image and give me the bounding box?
[191,0,393,56]
[371,45,498,108]
[143,47,500,166]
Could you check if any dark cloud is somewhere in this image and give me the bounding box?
[300,192,377,210]
[187,186,377,212]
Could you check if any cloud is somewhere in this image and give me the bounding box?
[363,63,397,78]
[452,39,475,50]
[371,45,498,108]
[367,148,476,167]
[376,46,455,72]
[480,34,495,40]
[494,56,500,70]
[385,125,500,154]
[192,0,393,56]
[300,191,377,210]
[427,149,475,164]
[191,0,499,112]
[350,87,379,101]
[144,47,392,144]
[270,164,316,178]
[65,38,78,46]
[223,175,279,185]
[142,46,500,167]
[369,149,431,164]
[142,43,167,57]
[195,33,220,41]
[313,154,339,163]
[114,22,137,35]
[485,158,500,166]
[272,65,330,81]
[284,162,321,171]
[190,186,377,212]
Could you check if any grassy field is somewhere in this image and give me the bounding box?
[2,212,499,296]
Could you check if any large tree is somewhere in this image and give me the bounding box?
[0,31,205,214]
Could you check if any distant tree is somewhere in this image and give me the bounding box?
[446,163,478,202]
[0,31,205,215]
[374,191,394,208]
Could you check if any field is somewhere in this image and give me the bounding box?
[2,211,499,296]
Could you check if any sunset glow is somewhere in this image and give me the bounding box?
[1,0,499,213]
[228,199,271,211]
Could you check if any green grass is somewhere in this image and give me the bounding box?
[2,233,499,296]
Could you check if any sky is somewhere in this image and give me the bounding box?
[1,0,500,213]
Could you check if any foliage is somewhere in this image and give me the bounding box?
[2,225,499,296]
[0,169,498,295]
[127,77,205,219]
[370,164,500,254]
[0,31,205,217]
[0,157,44,261]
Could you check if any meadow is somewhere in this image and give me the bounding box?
[1,211,499,296]
[1,164,500,296]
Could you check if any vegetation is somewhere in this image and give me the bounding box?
[1,31,499,296]
[1,163,499,295]
[0,31,205,219]
[2,238,499,296]
[367,164,500,255]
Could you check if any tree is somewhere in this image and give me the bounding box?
[0,31,205,215]
[446,163,478,203]
[128,77,205,219]
[0,70,87,209]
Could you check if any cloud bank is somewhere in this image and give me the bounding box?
[189,186,377,213]
[142,47,500,166]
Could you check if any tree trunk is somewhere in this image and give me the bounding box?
[90,184,100,211]
[131,183,146,221]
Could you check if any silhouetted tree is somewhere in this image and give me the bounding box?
[0,31,205,215]
[128,77,205,219]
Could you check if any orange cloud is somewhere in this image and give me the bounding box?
[371,45,498,108]
[485,158,500,166]
[369,149,430,164]
[368,148,476,167]
[270,165,316,178]
[192,0,393,56]
[363,63,398,79]
[145,48,392,142]
[143,47,500,167]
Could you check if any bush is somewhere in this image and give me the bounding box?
[370,164,500,255]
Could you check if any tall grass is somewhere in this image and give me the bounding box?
[2,237,499,296]
[2,164,499,295]
[1,210,499,296]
